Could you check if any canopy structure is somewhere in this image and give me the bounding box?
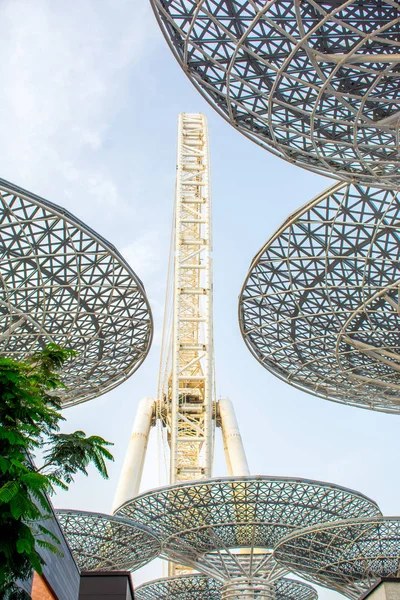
[116,476,380,598]
[0,179,152,406]
[239,181,400,414]
[135,575,222,600]
[150,0,400,187]
[56,510,160,572]
[274,517,400,599]
[136,573,317,600]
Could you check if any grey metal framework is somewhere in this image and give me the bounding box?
[116,476,379,596]
[273,579,318,600]
[239,181,400,414]
[135,575,222,600]
[150,0,400,187]
[0,179,152,406]
[56,510,160,572]
[221,574,318,600]
[136,573,317,600]
[274,517,400,599]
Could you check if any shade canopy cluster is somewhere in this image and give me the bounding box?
[39,2,400,597]
[114,476,379,598]
[0,179,153,406]
[151,0,400,187]
[55,510,160,572]
[274,517,400,599]
[135,575,222,600]
[58,480,400,599]
[240,182,400,414]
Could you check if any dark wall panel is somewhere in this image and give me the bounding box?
[17,495,80,600]
[39,505,80,600]
[79,572,134,600]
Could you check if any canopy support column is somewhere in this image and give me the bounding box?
[112,397,155,513]
[218,398,250,476]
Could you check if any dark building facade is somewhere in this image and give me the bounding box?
[17,500,135,600]
[79,572,134,600]
[18,497,81,600]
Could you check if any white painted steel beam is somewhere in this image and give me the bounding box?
[168,113,214,485]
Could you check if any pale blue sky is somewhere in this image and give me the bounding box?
[1,0,399,592]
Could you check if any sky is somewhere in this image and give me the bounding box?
[2,0,400,594]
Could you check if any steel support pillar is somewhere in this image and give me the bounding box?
[219,398,250,477]
[112,397,155,513]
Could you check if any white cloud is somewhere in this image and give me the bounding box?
[0,0,157,223]
[122,231,161,279]
[122,231,168,348]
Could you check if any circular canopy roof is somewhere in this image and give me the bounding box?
[0,179,152,406]
[56,510,160,572]
[116,476,379,582]
[273,579,318,600]
[151,0,400,187]
[203,551,281,582]
[274,517,400,599]
[135,570,317,600]
[135,575,222,600]
[240,181,400,414]
[222,578,318,600]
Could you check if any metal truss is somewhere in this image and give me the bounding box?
[135,574,222,600]
[274,517,400,599]
[160,113,214,485]
[151,0,400,187]
[240,181,400,414]
[56,510,160,572]
[135,572,318,600]
[222,576,318,600]
[116,476,379,595]
[203,551,281,583]
[273,579,317,600]
[0,179,152,406]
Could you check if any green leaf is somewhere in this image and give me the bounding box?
[9,492,40,521]
[29,550,44,574]
[36,539,63,557]
[0,481,20,503]
[37,524,60,544]
[28,488,52,512]
[20,471,50,490]
[0,456,11,473]
[9,458,29,471]
[16,537,34,554]
[0,538,12,558]
[0,343,114,587]
[44,430,114,484]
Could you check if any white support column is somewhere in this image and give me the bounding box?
[219,398,250,477]
[112,397,155,513]
[222,427,234,477]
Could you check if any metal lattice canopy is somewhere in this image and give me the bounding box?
[239,181,400,414]
[136,574,317,600]
[274,517,400,599]
[221,575,318,600]
[0,179,152,406]
[115,476,379,592]
[135,575,223,600]
[55,510,160,572]
[151,0,400,187]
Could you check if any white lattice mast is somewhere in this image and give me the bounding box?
[168,112,214,483]
[112,114,248,516]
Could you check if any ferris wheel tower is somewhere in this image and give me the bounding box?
[166,112,214,484]
[112,113,249,517]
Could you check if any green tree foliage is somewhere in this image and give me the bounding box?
[0,344,114,598]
